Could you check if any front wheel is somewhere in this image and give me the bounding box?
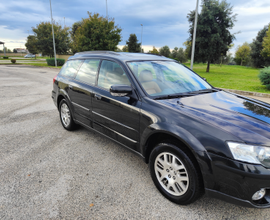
[149,142,204,205]
[59,99,77,131]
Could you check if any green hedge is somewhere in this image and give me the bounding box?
[3,56,8,59]
[46,58,65,66]
[258,67,270,89]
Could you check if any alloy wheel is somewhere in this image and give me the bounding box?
[154,152,189,196]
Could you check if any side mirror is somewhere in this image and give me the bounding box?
[110,85,132,97]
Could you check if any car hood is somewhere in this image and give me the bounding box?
[158,91,270,146]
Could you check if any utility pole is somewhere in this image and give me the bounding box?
[141,24,143,53]
[106,0,108,19]
[190,0,199,70]
[49,0,57,67]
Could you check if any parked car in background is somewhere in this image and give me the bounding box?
[24,54,35,58]
[52,51,270,208]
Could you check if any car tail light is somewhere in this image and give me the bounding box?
[53,75,57,84]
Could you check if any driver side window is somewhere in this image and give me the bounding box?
[97,60,130,90]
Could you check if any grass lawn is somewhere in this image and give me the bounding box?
[183,63,270,94]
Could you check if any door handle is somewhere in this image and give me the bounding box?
[94,94,102,100]
[68,85,73,90]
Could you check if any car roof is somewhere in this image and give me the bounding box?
[68,51,173,62]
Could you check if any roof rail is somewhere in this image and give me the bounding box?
[74,51,120,56]
[146,52,164,57]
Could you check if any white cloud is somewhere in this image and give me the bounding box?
[0,26,27,49]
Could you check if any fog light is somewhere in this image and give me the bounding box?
[252,189,266,201]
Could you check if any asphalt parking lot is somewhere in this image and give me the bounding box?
[0,65,270,219]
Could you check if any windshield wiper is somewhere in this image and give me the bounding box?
[154,93,196,100]
[188,88,219,95]
[154,88,220,100]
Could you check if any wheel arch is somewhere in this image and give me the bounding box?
[141,124,214,189]
[142,123,207,163]
[57,89,71,110]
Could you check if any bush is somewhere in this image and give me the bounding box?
[11,59,16,64]
[46,58,65,66]
[258,67,270,89]
[3,56,8,59]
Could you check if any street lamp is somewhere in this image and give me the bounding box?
[141,24,143,53]
[190,0,199,70]
[49,0,57,67]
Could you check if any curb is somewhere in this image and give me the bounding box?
[220,88,270,98]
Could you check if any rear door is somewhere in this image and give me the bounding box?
[68,59,100,126]
[92,59,141,151]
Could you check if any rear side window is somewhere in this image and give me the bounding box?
[59,60,83,78]
[75,59,100,85]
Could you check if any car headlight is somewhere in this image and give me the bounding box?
[227,142,270,168]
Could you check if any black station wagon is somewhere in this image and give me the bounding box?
[52,51,270,208]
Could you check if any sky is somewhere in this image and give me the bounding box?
[0,0,269,55]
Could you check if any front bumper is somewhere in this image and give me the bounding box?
[207,153,270,208]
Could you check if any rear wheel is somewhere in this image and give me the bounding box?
[149,142,204,205]
[59,99,76,131]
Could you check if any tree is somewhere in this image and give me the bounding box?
[187,0,236,72]
[148,46,159,54]
[235,42,251,66]
[25,35,38,59]
[262,25,270,58]
[32,21,70,57]
[3,47,11,53]
[171,47,179,58]
[70,21,82,53]
[115,47,122,52]
[183,41,191,60]
[122,45,128,52]
[159,45,171,57]
[250,25,270,68]
[70,21,82,41]
[176,48,188,63]
[171,47,187,63]
[126,34,141,52]
[72,12,122,53]
[13,49,17,53]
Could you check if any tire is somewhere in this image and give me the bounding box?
[59,99,77,131]
[149,141,204,205]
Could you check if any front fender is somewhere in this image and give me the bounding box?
[141,122,215,189]
[141,122,207,154]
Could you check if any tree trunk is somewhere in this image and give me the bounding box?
[220,56,223,67]
[206,60,210,72]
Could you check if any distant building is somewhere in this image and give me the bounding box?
[14,48,29,53]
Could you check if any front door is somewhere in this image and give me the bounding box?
[92,60,141,151]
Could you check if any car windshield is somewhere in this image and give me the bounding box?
[127,61,211,97]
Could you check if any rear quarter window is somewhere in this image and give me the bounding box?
[59,60,83,78]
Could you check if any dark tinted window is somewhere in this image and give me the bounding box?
[97,60,130,90]
[59,60,83,78]
[75,59,100,85]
